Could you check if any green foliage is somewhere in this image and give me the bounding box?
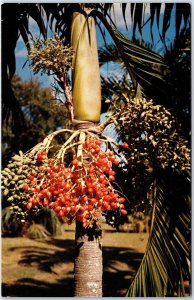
[2,206,64,238]
[127,170,190,297]
[2,76,70,237]
[2,3,48,130]
[94,10,168,100]
[164,28,191,138]
[101,75,135,111]
[2,75,69,166]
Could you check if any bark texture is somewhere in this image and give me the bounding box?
[74,221,102,297]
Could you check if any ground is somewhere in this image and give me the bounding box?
[2,223,148,297]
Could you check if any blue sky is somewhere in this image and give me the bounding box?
[15,3,177,87]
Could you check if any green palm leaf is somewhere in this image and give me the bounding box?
[2,4,47,131]
[98,3,190,46]
[93,10,169,99]
[99,44,122,66]
[127,169,190,297]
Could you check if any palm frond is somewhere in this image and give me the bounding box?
[2,4,47,130]
[127,169,190,297]
[149,3,161,42]
[98,44,121,66]
[164,27,191,139]
[162,4,174,41]
[101,75,134,113]
[132,3,143,39]
[98,3,190,46]
[93,10,169,100]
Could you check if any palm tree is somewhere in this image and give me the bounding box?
[2,3,191,297]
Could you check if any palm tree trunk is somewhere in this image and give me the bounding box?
[71,10,103,297]
[74,222,102,297]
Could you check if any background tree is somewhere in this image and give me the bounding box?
[2,75,68,237]
[2,75,70,167]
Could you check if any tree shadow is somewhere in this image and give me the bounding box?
[2,237,144,297]
[17,239,75,273]
[103,247,143,296]
[2,278,74,297]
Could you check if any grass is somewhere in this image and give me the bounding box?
[2,224,149,297]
